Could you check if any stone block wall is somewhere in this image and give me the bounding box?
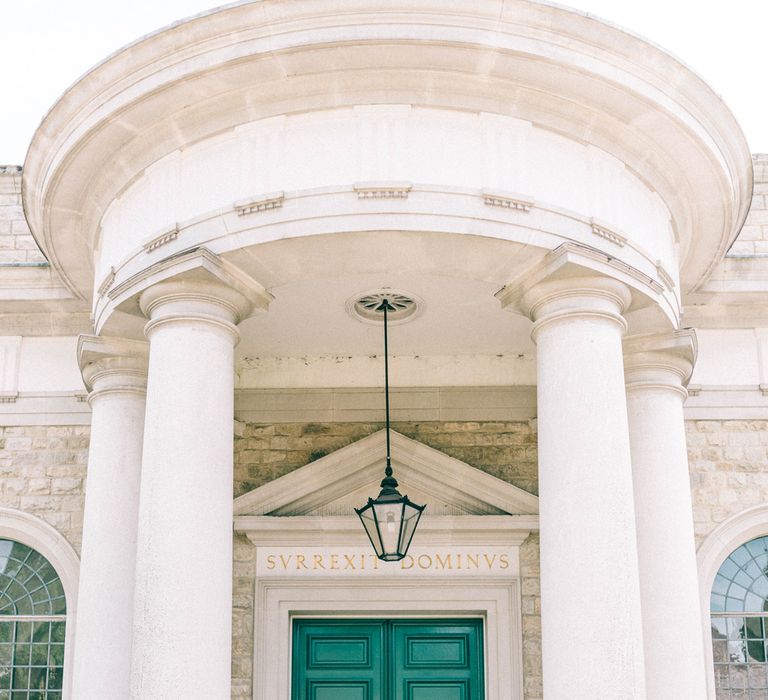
[0,167,47,265]
[0,424,88,553]
[687,419,768,545]
[730,155,768,256]
[233,420,542,700]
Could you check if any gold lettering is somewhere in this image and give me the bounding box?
[483,554,497,569]
[456,553,462,569]
[435,553,453,570]
[401,555,414,570]
[417,554,433,570]
[279,555,291,569]
[467,553,480,569]
[343,555,357,570]
[296,554,308,570]
[313,554,325,570]
[266,554,276,570]
[499,553,510,570]
[330,554,339,570]
[370,554,380,570]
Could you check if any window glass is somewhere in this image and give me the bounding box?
[712,535,768,698]
[0,541,66,699]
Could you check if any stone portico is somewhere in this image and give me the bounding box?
[0,1,764,699]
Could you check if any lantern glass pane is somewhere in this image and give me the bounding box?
[356,505,384,557]
[399,502,423,554]
[372,501,404,556]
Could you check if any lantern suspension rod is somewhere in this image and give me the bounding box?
[379,298,395,476]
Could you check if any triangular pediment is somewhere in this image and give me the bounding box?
[233,430,538,517]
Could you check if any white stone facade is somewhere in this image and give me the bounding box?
[2,2,768,698]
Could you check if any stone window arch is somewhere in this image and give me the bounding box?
[0,539,67,696]
[0,509,79,700]
[710,536,768,696]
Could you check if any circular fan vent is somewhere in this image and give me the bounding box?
[347,290,422,324]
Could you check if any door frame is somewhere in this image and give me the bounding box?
[253,577,522,700]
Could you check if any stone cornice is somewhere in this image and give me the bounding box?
[235,514,538,547]
[22,0,751,302]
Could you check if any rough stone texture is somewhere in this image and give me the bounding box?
[520,532,542,700]
[730,155,768,256]
[687,419,768,545]
[0,168,47,265]
[233,420,542,699]
[0,424,88,553]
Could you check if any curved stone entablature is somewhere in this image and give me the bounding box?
[23,0,751,315]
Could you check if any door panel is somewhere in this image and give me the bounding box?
[293,619,484,700]
[406,681,467,700]
[309,681,372,700]
[293,621,386,700]
[391,621,483,700]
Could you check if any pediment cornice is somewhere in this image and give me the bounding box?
[233,429,538,518]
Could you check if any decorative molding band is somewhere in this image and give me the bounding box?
[0,392,18,404]
[234,192,284,216]
[143,225,179,253]
[656,260,676,289]
[482,190,533,212]
[353,182,412,199]
[96,267,116,296]
[590,219,626,247]
[683,384,768,419]
[0,391,92,425]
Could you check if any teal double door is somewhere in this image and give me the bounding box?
[292,618,484,700]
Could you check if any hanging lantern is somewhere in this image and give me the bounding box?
[354,297,425,561]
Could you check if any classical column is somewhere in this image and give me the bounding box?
[72,336,148,699]
[624,331,707,699]
[500,274,647,699]
[129,273,268,699]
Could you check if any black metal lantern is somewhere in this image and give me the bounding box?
[355,298,425,561]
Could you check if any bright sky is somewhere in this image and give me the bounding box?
[2,1,767,165]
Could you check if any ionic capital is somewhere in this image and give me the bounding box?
[77,335,149,403]
[623,329,697,397]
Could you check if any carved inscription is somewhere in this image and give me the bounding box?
[256,546,515,577]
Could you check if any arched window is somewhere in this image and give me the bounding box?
[711,535,768,697]
[0,539,66,698]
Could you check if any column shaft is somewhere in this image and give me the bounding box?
[530,278,647,699]
[72,340,147,699]
[625,338,707,699]
[130,286,240,698]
